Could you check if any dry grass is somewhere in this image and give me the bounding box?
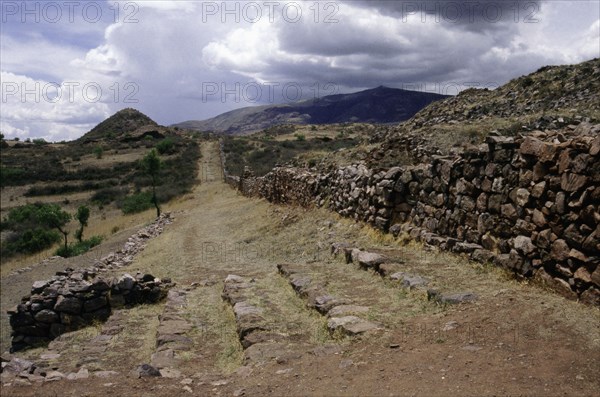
[4,141,598,393]
[105,304,162,365]
[70,149,147,169]
[0,207,156,278]
[184,286,244,373]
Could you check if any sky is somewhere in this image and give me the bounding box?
[1,0,599,141]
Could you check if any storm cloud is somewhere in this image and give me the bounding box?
[1,0,598,141]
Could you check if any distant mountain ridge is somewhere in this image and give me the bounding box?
[173,86,449,135]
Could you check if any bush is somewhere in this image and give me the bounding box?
[521,77,534,88]
[94,146,104,159]
[33,138,48,146]
[91,186,128,205]
[1,203,70,256]
[2,227,61,256]
[156,138,175,155]
[294,133,306,141]
[0,167,26,187]
[55,236,103,258]
[120,191,154,214]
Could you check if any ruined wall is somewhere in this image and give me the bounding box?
[222,126,600,304]
[8,270,172,351]
[6,213,175,351]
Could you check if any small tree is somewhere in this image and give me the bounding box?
[94,146,104,159]
[38,204,72,251]
[75,205,90,242]
[141,149,162,217]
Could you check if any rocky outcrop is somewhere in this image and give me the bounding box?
[225,126,600,304]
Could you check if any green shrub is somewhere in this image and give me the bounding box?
[120,191,154,214]
[0,167,26,187]
[1,203,70,256]
[91,186,128,205]
[55,236,103,258]
[33,138,48,146]
[156,138,175,155]
[294,133,306,141]
[94,146,104,159]
[2,227,61,256]
[521,77,534,88]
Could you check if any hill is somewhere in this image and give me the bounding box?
[80,108,162,143]
[1,108,202,261]
[368,58,600,167]
[173,86,449,135]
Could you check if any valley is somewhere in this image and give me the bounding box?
[1,141,598,396]
[1,59,599,397]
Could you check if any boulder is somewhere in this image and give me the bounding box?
[327,316,380,336]
[33,310,59,324]
[551,239,570,262]
[355,251,387,268]
[53,296,82,315]
[561,173,588,192]
[514,236,535,256]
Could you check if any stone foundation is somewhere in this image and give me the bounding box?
[221,126,600,304]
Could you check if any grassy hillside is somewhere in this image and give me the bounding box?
[80,108,158,142]
[369,58,600,167]
[0,112,201,262]
[221,123,383,176]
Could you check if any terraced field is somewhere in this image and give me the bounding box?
[2,142,599,397]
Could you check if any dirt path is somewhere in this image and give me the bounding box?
[3,141,600,397]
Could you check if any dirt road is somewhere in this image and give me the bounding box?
[3,141,599,397]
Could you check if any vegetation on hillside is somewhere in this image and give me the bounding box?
[222,126,362,176]
[1,110,202,262]
[1,135,200,208]
[0,203,102,258]
[81,108,157,142]
[369,58,600,167]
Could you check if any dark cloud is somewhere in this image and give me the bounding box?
[345,0,544,32]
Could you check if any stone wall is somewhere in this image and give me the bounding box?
[7,213,175,351]
[8,269,173,352]
[221,127,600,304]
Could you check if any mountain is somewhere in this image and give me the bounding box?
[173,86,449,135]
[80,108,163,142]
[368,58,600,167]
[406,58,600,130]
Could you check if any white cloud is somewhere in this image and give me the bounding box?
[1,0,598,141]
[0,71,110,141]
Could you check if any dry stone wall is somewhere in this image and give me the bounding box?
[222,127,600,304]
[7,213,175,351]
[8,270,173,352]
